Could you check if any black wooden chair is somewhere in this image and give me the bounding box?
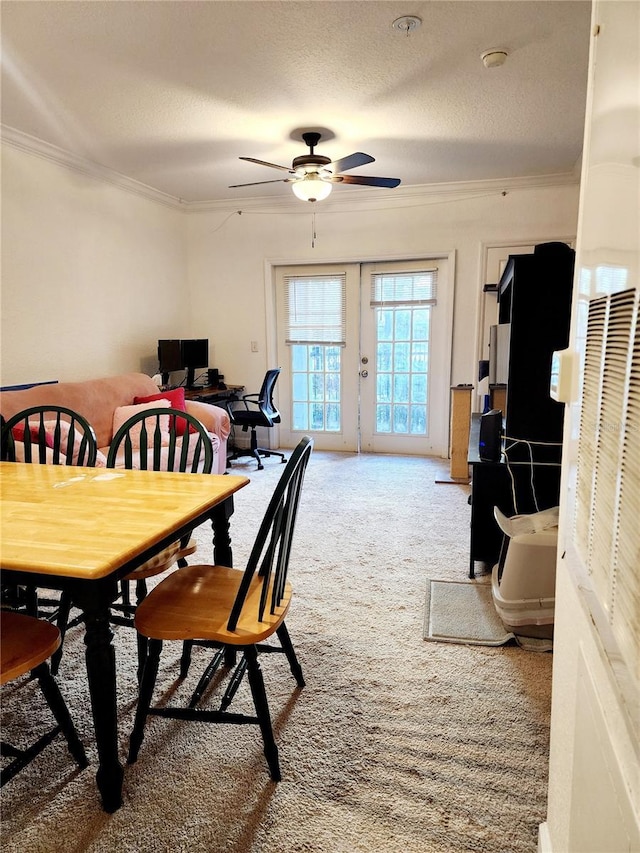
[1,610,88,786]
[105,407,215,681]
[0,406,99,672]
[128,435,313,781]
[1,405,98,467]
[226,368,287,470]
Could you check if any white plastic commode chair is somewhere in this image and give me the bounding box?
[491,506,559,640]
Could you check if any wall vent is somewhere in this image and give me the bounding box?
[574,288,640,681]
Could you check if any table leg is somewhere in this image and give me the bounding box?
[71,577,124,813]
[210,497,236,667]
[211,496,234,566]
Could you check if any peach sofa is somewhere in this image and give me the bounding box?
[0,372,230,474]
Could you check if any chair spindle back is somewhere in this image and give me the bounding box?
[227,435,313,631]
[107,407,214,474]
[1,406,98,466]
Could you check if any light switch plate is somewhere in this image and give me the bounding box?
[550,348,578,402]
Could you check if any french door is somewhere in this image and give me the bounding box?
[275,258,450,456]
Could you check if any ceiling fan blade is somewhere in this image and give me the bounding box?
[332,174,401,188]
[228,178,293,188]
[239,156,294,174]
[327,152,375,174]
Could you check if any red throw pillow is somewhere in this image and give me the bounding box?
[133,387,193,436]
[11,424,55,448]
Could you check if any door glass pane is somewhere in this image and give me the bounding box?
[374,305,430,436]
[394,342,410,372]
[377,404,391,432]
[394,310,411,340]
[393,404,409,432]
[290,344,341,432]
[377,342,392,372]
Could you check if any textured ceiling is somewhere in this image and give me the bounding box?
[1,0,592,204]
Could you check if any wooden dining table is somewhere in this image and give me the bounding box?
[0,461,249,812]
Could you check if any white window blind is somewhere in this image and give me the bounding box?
[574,287,640,683]
[283,274,346,346]
[370,269,438,306]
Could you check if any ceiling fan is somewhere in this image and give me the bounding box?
[229,132,401,202]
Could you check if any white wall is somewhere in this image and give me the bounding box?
[1,138,581,402]
[186,183,581,396]
[0,144,189,386]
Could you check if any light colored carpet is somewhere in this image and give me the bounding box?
[1,452,553,853]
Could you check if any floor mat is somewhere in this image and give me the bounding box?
[423,579,552,651]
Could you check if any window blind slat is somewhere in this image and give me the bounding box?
[283,274,346,346]
[370,269,438,306]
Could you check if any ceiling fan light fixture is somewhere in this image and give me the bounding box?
[291,174,332,202]
[232,133,399,197]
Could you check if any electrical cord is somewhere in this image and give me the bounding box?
[501,436,562,513]
[503,439,538,512]
[502,435,563,447]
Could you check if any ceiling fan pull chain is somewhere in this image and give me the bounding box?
[311,212,317,249]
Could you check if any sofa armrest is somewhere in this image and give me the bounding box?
[185,400,231,440]
[185,400,230,474]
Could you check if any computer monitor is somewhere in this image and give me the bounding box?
[157,339,183,386]
[181,339,209,389]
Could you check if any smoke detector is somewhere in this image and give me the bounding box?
[481,48,508,68]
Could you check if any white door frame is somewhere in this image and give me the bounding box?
[264,250,456,458]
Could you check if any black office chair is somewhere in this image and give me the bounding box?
[226,368,287,470]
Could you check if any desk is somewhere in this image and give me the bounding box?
[183,384,244,405]
[0,462,249,811]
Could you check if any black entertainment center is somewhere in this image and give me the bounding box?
[467,241,575,577]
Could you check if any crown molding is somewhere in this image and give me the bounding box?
[187,171,580,216]
[2,124,580,215]
[1,125,186,211]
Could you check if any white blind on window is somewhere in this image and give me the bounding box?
[574,287,640,684]
[283,274,346,346]
[370,269,438,306]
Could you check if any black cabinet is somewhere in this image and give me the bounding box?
[497,242,575,449]
[468,242,575,577]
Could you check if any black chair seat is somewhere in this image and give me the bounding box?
[229,409,273,429]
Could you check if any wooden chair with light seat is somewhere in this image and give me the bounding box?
[105,406,215,681]
[0,405,100,672]
[127,435,313,782]
[1,610,88,786]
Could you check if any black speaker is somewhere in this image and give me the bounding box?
[479,409,502,462]
[207,368,219,387]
